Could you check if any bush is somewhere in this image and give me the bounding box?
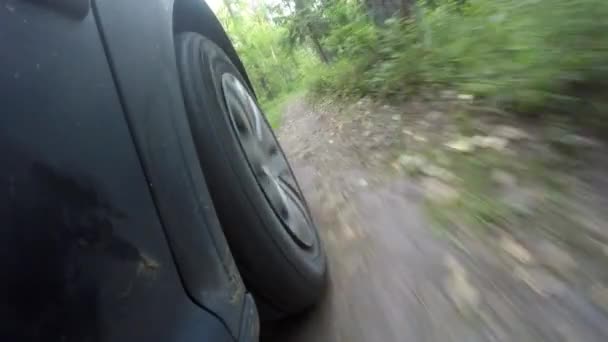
[218,6,319,106]
[311,0,608,117]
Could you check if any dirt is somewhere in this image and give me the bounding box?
[262,96,608,341]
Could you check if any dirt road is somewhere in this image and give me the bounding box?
[262,97,608,341]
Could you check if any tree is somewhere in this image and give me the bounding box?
[271,0,332,63]
[365,0,414,24]
[217,1,317,102]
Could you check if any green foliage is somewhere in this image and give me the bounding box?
[263,89,307,128]
[311,0,608,117]
[217,4,319,112]
[215,0,608,124]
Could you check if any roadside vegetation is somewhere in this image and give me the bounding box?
[220,0,608,128]
[220,0,607,251]
[217,3,318,127]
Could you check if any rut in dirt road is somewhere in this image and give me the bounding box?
[262,97,608,342]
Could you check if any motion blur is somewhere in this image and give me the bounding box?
[217,0,608,340]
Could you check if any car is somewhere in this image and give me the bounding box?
[0,0,327,341]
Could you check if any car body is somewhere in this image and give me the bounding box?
[0,0,301,340]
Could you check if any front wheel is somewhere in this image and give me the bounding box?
[174,32,327,318]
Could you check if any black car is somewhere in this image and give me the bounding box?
[0,0,327,341]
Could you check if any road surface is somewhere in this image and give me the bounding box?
[262,98,608,342]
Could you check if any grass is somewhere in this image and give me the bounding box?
[310,0,608,123]
[261,89,307,129]
[424,132,586,244]
[427,149,514,234]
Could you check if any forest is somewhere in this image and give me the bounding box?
[217,0,608,128]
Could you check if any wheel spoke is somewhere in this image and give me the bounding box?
[221,72,314,249]
[223,89,252,135]
[248,99,264,141]
[277,178,314,247]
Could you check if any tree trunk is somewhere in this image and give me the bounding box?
[259,74,273,99]
[307,23,330,64]
[365,0,413,24]
[293,0,330,63]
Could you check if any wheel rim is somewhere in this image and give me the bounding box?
[221,73,314,249]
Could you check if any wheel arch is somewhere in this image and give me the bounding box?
[172,0,256,96]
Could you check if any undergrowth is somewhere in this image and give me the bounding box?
[310,0,608,122]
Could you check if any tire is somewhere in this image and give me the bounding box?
[174,32,327,318]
